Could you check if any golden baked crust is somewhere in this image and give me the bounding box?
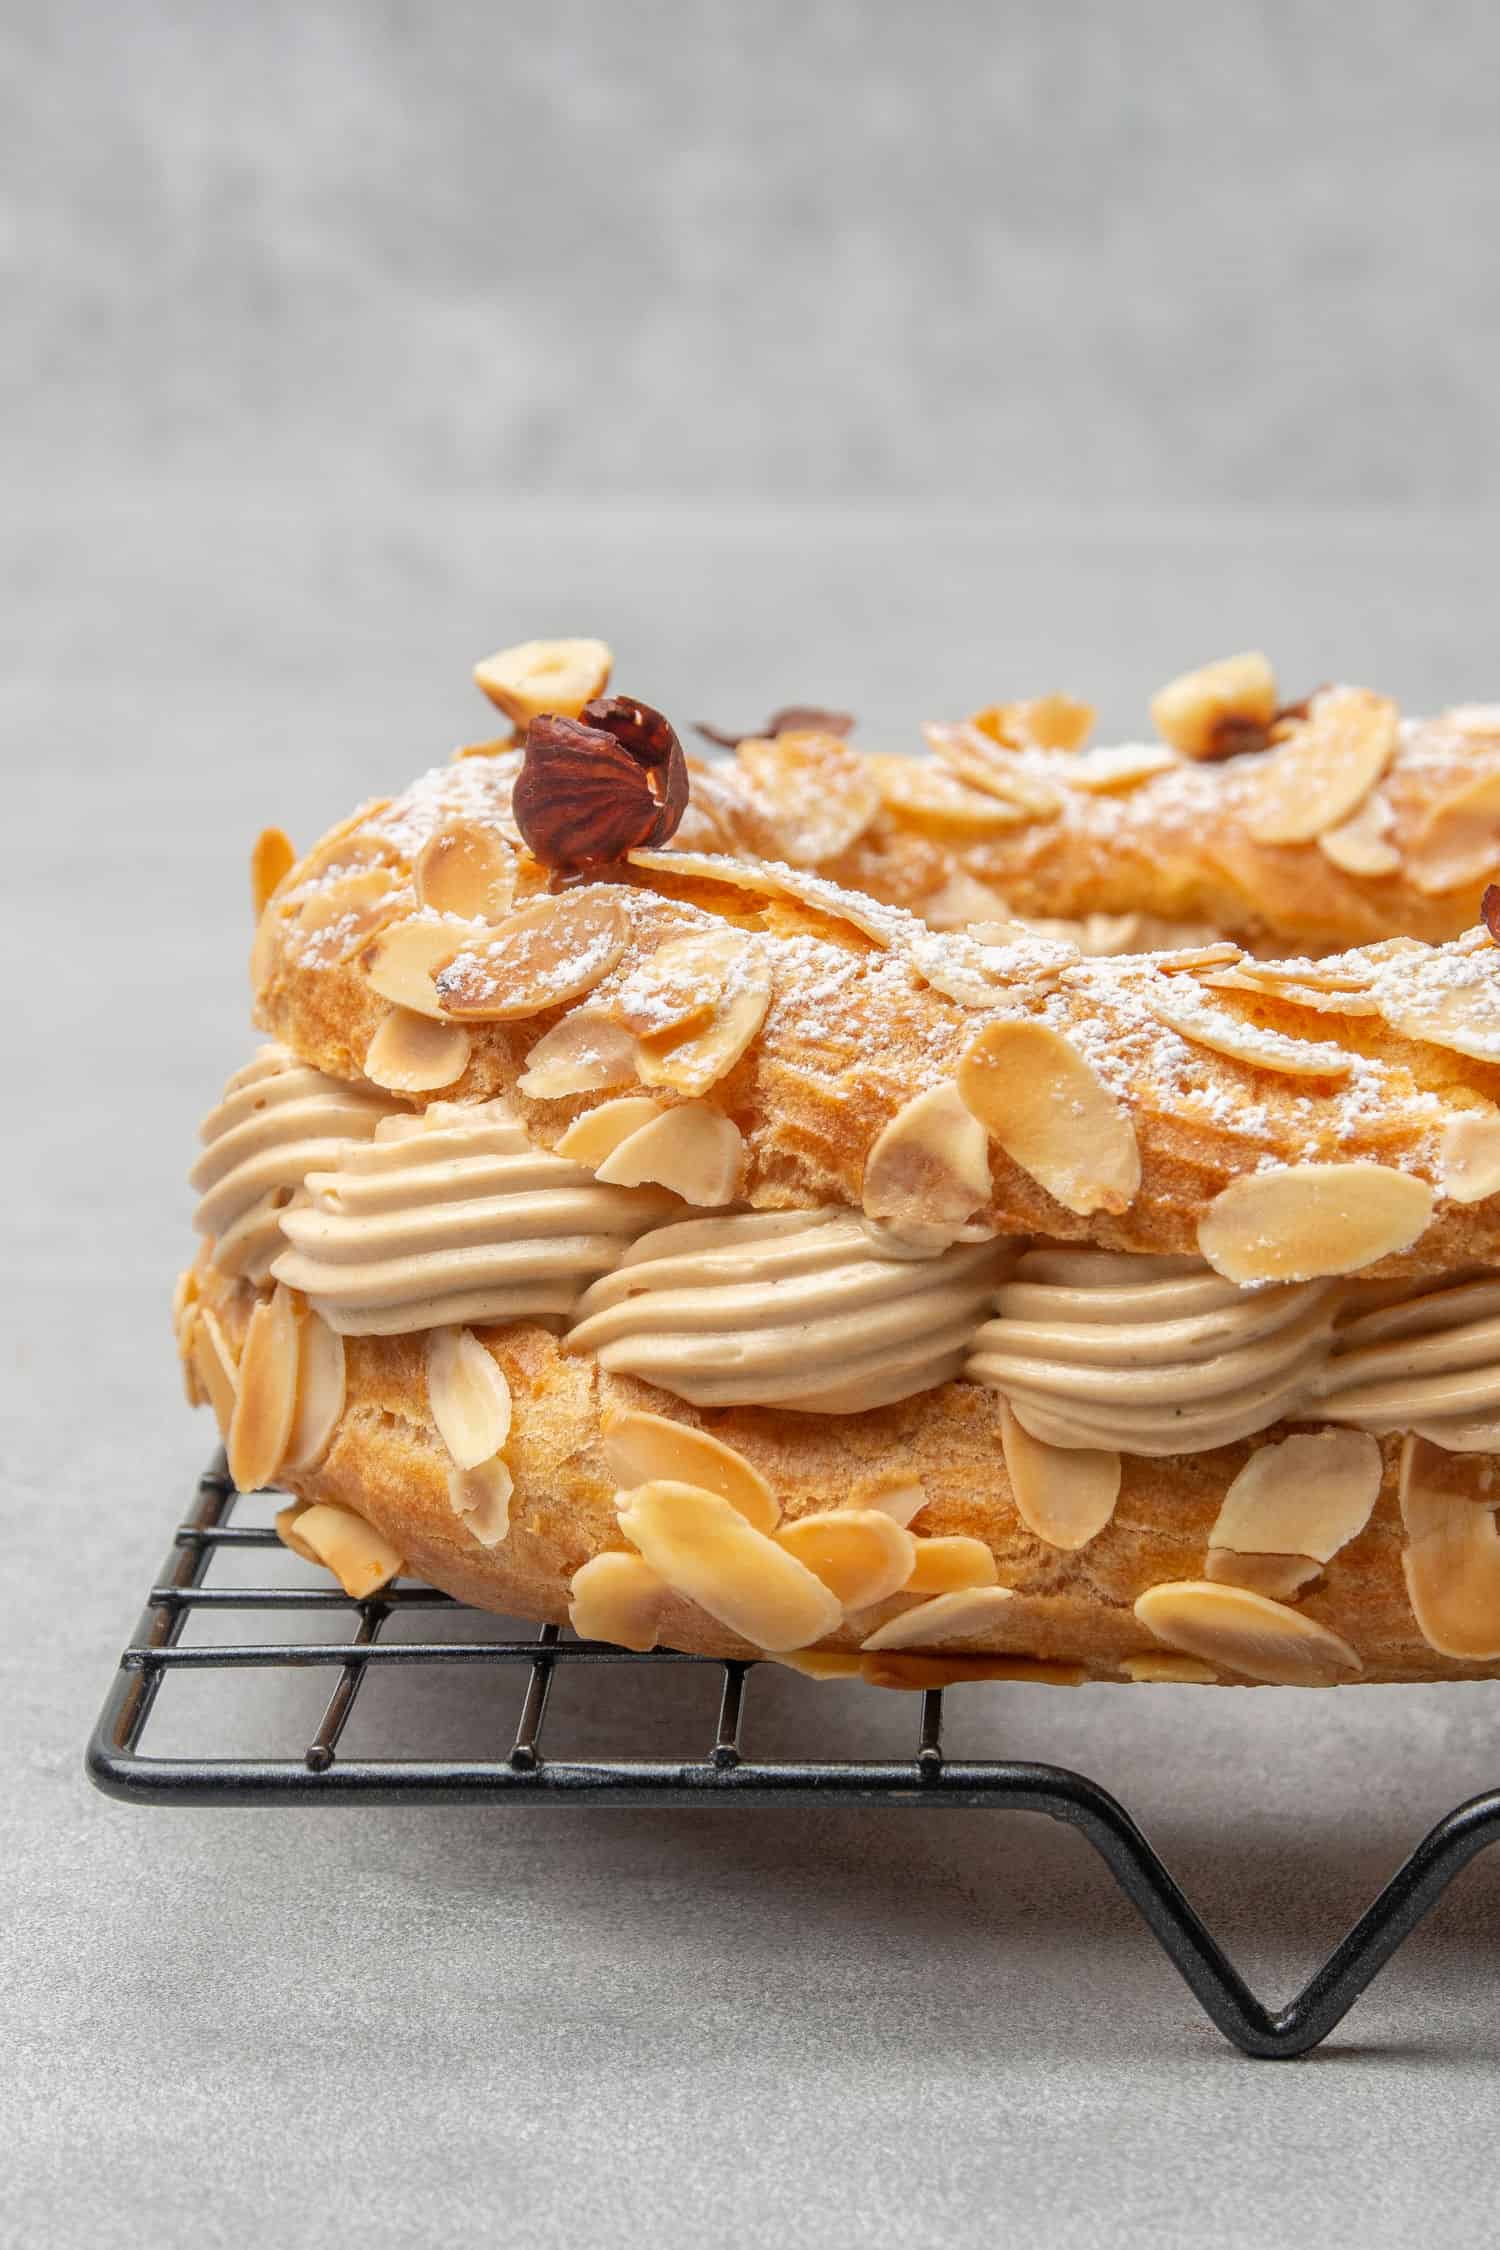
[184,1256,1492,1685]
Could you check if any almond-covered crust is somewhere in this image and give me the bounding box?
[186,1257,1500,1686]
[251,755,1500,1282]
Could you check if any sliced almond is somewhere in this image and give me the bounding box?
[1232,957,1377,994]
[924,730,1062,818]
[226,1283,301,1492]
[1372,949,1500,1063]
[556,1095,667,1168]
[1208,1429,1382,1563]
[1205,1550,1322,1600]
[999,1403,1119,1551]
[251,826,296,915]
[969,695,1095,752]
[616,1481,843,1651]
[922,871,1015,931]
[568,1550,668,1652]
[192,1305,239,1438]
[1318,789,1401,878]
[774,1510,916,1609]
[862,1652,1085,1689]
[282,1501,404,1600]
[447,1457,514,1548]
[627,847,907,951]
[1406,769,1500,895]
[772,1649,865,1679]
[436,891,630,1021]
[636,974,770,1097]
[594,1101,743,1206]
[362,915,480,1018]
[414,820,517,921]
[1201,968,1380,1020]
[602,1410,778,1531]
[1121,1652,1219,1684]
[1245,688,1399,845]
[866,751,1032,836]
[860,1585,1016,1652]
[1198,1163,1433,1285]
[1144,980,1352,1079]
[735,731,882,864]
[517,1009,642,1099]
[957,1020,1140,1217]
[364,1008,472,1093]
[1134,1580,1362,1685]
[426,1327,512,1470]
[283,1311,346,1471]
[293,865,402,958]
[861,1082,992,1236]
[1399,1435,1500,1660]
[178,1304,208,1408]
[613,930,747,1042]
[474,636,612,725]
[1438,1109,1500,1205]
[1062,743,1180,794]
[275,1501,317,1564]
[859,1476,928,1528]
[902,1535,999,1594]
[1150,652,1277,760]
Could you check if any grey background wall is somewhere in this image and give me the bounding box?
[8,0,1500,509]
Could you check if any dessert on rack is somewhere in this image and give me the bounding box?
[175,639,1500,1688]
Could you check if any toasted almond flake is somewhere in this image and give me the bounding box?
[594,1101,743,1206]
[1143,980,1352,1079]
[627,846,905,950]
[1121,1652,1219,1684]
[1399,1435,1500,1660]
[636,973,771,1097]
[866,751,1032,836]
[968,695,1095,752]
[517,1009,642,1099]
[362,915,480,1018]
[1318,789,1401,877]
[923,730,1062,818]
[914,925,1080,1009]
[178,1305,207,1407]
[613,930,748,1042]
[1134,1580,1362,1685]
[568,1550,668,1651]
[192,1305,239,1438]
[603,1411,779,1531]
[414,820,517,921]
[772,1650,865,1679]
[364,1008,472,1093]
[957,1020,1141,1217]
[282,1501,404,1599]
[1150,940,1243,972]
[474,636,612,724]
[735,731,882,863]
[862,1652,1085,1689]
[293,865,403,956]
[616,1481,843,1650]
[1200,968,1380,1019]
[447,1457,514,1547]
[861,1082,992,1237]
[226,1285,300,1492]
[1372,950,1500,1062]
[1234,957,1377,993]
[999,1403,1119,1550]
[275,1501,316,1564]
[251,827,296,915]
[1437,1109,1500,1205]
[556,1095,667,1167]
[1198,1163,1433,1285]
[902,1535,999,1594]
[1406,769,1500,895]
[860,1586,1016,1652]
[774,1510,916,1609]
[1062,742,1180,793]
[1205,1550,1322,1600]
[1245,688,1399,845]
[426,1328,512,1470]
[436,890,630,1021]
[1208,1429,1382,1564]
[1150,651,1277,760]
[859,1476,928,1527]
[283,1311,346,1471]
[921,871,1014,930]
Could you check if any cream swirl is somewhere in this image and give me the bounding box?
[966,1247,1338,1454]
[1316,1277,1500,1450]
[270,1100,675,1334]
[191,1044,396,1281]
[564,1209,1011,1412]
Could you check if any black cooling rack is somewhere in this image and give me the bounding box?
[88,1454,1500,2058]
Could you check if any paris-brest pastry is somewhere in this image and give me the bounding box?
[175,640,1500,1688]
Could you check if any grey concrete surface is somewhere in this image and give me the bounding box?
[8,0,1500,508]
[6,483,1500,2248]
